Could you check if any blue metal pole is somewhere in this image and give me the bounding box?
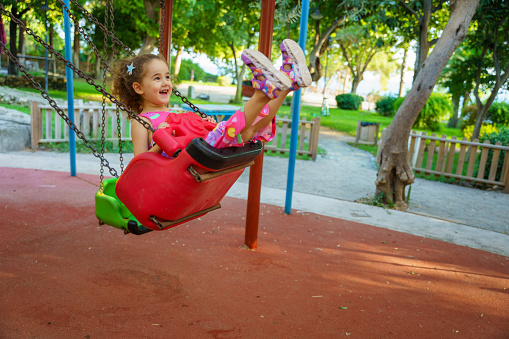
[284,0,310,214]
[63,0,76,176]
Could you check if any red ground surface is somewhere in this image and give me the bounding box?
[1,167,508,338]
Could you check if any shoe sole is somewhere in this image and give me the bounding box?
[242,49,292,91]
[282,39,312,87]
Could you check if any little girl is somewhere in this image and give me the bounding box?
[111,39,312,156]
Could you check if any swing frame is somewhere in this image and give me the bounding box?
[1,0,278,246]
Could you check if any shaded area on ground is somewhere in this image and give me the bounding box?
[236,129,509,236]
[1,168,508,338]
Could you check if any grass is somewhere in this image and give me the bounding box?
[2,82,470,162]
[1,103,30,114]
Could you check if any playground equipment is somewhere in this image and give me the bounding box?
[0,1,263,235]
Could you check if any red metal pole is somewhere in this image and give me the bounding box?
[244,0,276,250]
[161,0,173,64]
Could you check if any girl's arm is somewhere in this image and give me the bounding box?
[131,117,166,156]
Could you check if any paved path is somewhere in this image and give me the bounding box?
[236,129,509,237]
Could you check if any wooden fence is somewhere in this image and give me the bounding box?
[30,102,321,160]
[30,101,132,149]
[265,115,321,160]
[379,128,509,193]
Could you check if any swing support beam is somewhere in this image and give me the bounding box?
[160,0,276,249]
[244,0,276,250]
[63,0,76,176]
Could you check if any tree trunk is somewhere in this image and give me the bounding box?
[448,96,460,128]
[73,27,80,78]
[412,0,432,82]
[235,64,246,103]
[376,0,479,209]
[7,4,30,75]
[18,20,25,59]
[350,75,362,94]
[94,56,101,80]
[173,45,184,77]
[399,47,407,97]
[139,0,159,55]
[8,10,18,75]
[308,18,343,82]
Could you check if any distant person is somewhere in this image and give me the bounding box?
[111,39,312,156]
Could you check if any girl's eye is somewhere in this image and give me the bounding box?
[154,77,160,81]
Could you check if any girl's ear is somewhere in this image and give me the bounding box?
[133,82,143,95]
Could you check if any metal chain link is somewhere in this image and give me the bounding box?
[61,0,207,119]
[60,0,207,119]
[158,0,165,55]
[59,0,135,57]
[108,2,125,173]
[99,0,111,184]
[0,5,156,133]
[0,39,120,178]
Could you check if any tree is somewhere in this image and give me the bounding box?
[5,1,31,75]
[438,46,476,127]
[307,0,372,82]
[376,0,480,208]
[468,0,509,140]
[336,22,395,94]
[380,0,450,82]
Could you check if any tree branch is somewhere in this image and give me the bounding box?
[398,0,420,21]
[431,0,447,13]
[428,38,439,46]
[339,42,355,75]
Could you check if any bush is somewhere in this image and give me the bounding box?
[476,126,509,182]
[335,93,363,110]
[459,105,477,130]
[375,95,397,117]
[486,102,509,126]
[460,102,509,130]
[394,93,452,131]
[217,76,231,86]
[462,124,499,140]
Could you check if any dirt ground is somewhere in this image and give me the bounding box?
[1,168,508,338]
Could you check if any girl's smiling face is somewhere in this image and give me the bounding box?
[133,58,172,112]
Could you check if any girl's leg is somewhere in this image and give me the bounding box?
[242,39,313,139]
[238,49,292,142]
[206,41,311,148]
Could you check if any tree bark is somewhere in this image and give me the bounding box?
[413,0,432,82]
[308,18,343,82]
[73,27,80,78]
[398,47,407,97]
[7,4,30,75]
[471,25,509,140]
[351,75,362,94]
[139,0,159,55]
[376,0,480,209]
[173,45,184,77]
[448,95,460,128]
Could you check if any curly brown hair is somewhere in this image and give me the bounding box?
[111,54,169,115]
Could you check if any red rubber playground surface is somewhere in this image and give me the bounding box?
[1,167,508,338]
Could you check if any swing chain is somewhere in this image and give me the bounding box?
[172,88,207,119]
[0,40,120,179]
[60,0,135,58]
[0,4,156,134]
[107,0,125,173]
[158,0,165,55]
[63,0,207,119]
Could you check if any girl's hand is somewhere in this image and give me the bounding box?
[158,122,170,129]
[203,116,216,124]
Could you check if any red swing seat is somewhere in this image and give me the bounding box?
[115,111,262,231]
